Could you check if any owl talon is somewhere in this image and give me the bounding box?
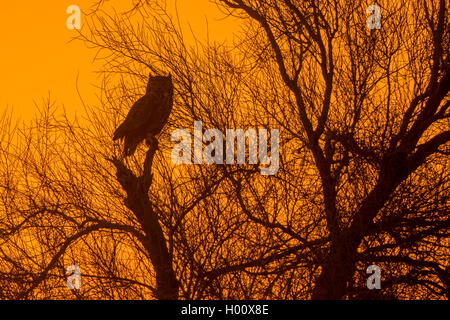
[145,133,153,145]
[145,134,158,149]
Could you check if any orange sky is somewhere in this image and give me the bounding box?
[1,0,239,121]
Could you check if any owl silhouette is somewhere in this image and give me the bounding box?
[113,73,174,157]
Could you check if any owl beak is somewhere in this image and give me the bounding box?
[168,73,172,80]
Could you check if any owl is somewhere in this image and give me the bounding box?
[113,73,174,157]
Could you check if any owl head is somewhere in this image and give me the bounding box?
[146,73,172,94]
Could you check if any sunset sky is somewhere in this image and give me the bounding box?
[1,0,239,120]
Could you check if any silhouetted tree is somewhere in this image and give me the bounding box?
[0,0,448,300]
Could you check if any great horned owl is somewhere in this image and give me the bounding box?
[113,73,174,157]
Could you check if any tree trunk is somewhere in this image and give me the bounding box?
[110,143,179,300]
[312,159,407,299]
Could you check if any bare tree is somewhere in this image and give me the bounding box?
[214,0,449,299]
[0,0,448,300]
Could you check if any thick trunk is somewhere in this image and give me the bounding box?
[128,189,179,300]
[312,231,361,299]
[111,143,179,300]
[312,163,404,299]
